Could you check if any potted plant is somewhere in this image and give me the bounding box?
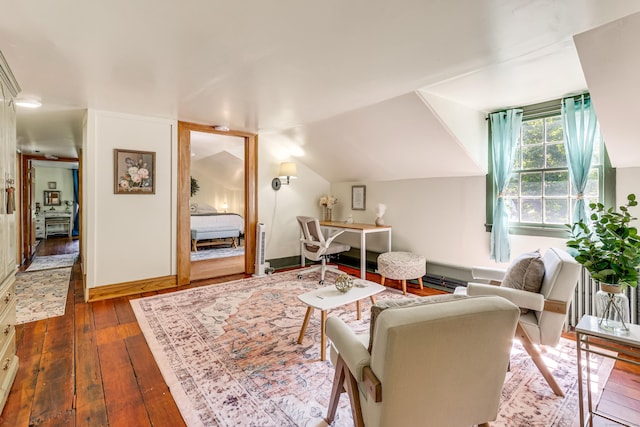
[190,176,200,197]
[566,193,640,333]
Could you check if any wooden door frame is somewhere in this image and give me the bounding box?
[177,121,258,286]
[20,154,81,265]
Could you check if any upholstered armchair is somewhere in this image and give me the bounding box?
[325,295,520,427]
[454,247,581,397]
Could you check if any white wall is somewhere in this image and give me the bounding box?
[258,138,330,260]
[84,110,177,289]
[34,166,75,212]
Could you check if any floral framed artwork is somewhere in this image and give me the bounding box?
[44,190,61,206]
[114,149,156,194]
[352,185,366,210]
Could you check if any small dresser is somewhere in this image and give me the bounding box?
[35,213,45,239]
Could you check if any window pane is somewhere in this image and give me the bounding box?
[522,119,543,145]
[544,199,568,224]
[546,143,567,168]
[521,172,542,196]
[592,132,602,165]
[521,145,544,169]
[505,198,519,222]
[521,199,542,223]
[546,116,563,142]
[544,171,568,196]
[511,145,521,170]
[505,174,519,196]
[584,168,599,197]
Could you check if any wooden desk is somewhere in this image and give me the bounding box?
[300,221,392,280]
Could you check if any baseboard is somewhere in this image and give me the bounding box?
[87,275,178,302]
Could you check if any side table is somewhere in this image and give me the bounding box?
[576,315,640,427]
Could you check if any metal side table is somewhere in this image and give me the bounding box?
[576,315,640,427]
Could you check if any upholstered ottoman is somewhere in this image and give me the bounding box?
[377,251,426,295]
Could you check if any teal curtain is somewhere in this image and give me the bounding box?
[562,96,598,224]
[490,109,522,262]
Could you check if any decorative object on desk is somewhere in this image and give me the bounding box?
[35,202,41,214]
[43,190,61,206]
[566,193,640,333]
[190,176,200,197]
[351,185,366,210]
[375,203,387,226]
[334,273,354,293]
[345,214,353,224]
[64,200,73,212]
[114,149,155,194]
[319,195,337,222]
[47,181,57,189]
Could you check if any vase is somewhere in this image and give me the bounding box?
[595,283,630,335]
[324,207,332,222]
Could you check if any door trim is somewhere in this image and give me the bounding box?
[177,121,258,286]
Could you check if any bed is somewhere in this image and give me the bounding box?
[190,210,245,252]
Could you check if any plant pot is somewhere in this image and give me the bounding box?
[595,283,630,335]
[323,207,332,222]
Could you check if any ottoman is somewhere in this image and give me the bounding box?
[377,251,426,295]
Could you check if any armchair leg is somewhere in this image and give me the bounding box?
[326,355,364,427]
[516,323,564,397]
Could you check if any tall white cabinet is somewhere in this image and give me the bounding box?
[0,50,20,414]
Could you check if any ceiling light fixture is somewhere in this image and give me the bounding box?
[15,97,42,108]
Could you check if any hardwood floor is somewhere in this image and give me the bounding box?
[1,239,638,426]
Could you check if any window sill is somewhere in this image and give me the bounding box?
[485,224,571,238]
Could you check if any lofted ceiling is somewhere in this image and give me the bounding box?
[2,1,640,181]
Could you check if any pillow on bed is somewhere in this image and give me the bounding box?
[190,203,198,213]
[196,203,217,213]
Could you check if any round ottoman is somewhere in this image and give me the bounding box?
[377,252,426,295]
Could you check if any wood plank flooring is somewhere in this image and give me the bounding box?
[1,238,638,426]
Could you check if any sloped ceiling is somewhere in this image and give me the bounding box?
[574,11,640,168]
[3,1,640,181]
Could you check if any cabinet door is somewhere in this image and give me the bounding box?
[5,92,16,273]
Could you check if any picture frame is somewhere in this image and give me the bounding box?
[114,149,156,194]
[44,190,61,206]
[352,185,366,210]
[47,181,57,189]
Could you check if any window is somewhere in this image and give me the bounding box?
[486,97,615,237]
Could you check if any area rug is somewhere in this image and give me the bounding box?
[15,267,72,324]
[190,246,245,262]
[131,271,615,427]
[25,253,77,272]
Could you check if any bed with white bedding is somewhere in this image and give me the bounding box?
[190,210,245,251]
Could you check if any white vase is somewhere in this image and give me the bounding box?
[595,283,630,335]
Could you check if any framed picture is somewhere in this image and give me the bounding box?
[44,190,61,206]
[352,185,366,210]
[114,149,156,194]
[47,181,57,189]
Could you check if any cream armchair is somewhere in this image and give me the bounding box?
[325,295,520,427]
[454,247,581,397]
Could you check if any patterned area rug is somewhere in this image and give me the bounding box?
[131,271,614,427]
[25,253,77,272]
[15,267,72,324]
[190,246,245,262]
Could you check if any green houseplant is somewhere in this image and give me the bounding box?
[190,176,200,197]
[566,193,640,333]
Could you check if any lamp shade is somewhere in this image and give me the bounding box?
[278,162,297,178]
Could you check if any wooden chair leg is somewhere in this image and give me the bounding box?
[418,277,424,290]
[516,322,564,397]
[326,355,364,427]
[402,279,407,295]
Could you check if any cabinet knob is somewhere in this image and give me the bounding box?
[2,359,9,371]
[3,325,9,336]
[3,293,10,304]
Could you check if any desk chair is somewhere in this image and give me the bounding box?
[297,216,350,284]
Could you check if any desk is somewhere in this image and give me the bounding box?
[300,221,392,280]
[576,315,640,427]
[45,212,73,238]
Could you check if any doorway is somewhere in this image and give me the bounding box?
[177,122,257,285]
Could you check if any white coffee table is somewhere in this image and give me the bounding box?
[297,279,386,361]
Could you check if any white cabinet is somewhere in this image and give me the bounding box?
[0,50,20,414]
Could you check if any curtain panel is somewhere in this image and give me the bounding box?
[490,109,522,262]
[562,96,598,224]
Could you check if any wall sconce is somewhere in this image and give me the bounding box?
[271,162,297,191]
